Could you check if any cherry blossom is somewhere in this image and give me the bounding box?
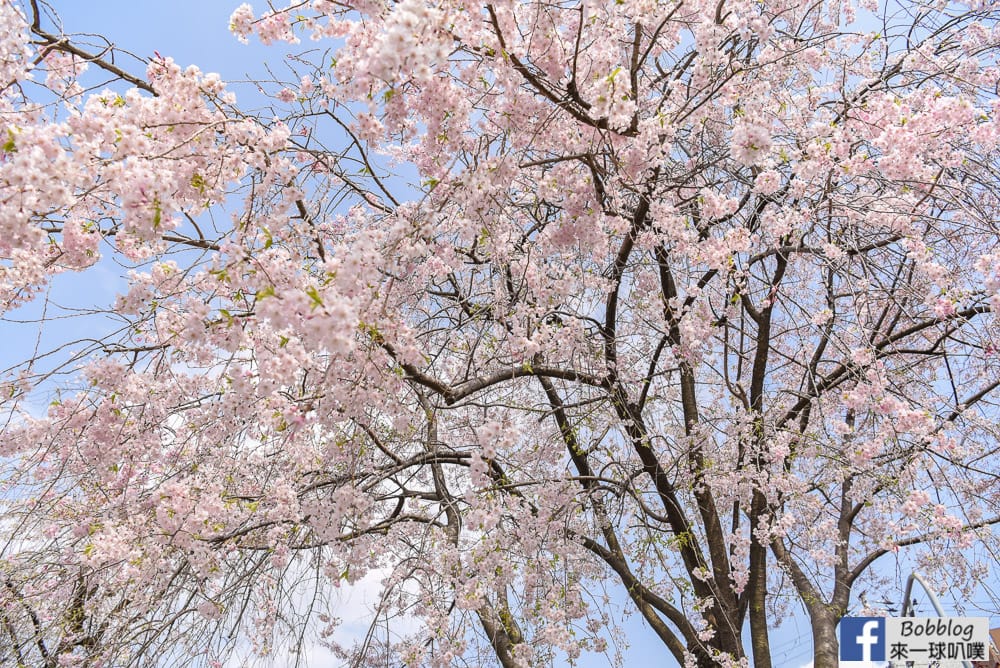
[3,0,1000,667]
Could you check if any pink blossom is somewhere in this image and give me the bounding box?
[753,168,782,195]
[229,3,255,43]
[731,119,773,166]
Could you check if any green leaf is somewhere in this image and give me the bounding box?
[190,173,207,194]
[3,127,17,153]
[305,285,323,308]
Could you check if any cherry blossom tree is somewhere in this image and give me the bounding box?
[3,0,1000,666]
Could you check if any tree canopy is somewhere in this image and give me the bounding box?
[2,0,1000,666]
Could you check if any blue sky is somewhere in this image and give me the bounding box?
[44,1,270,84]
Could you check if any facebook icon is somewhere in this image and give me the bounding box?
[840,617,886,662]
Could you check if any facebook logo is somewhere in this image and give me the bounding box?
[840,617,886,662]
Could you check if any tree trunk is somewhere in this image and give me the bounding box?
[749,493,773,668]
[811,613,839,668]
